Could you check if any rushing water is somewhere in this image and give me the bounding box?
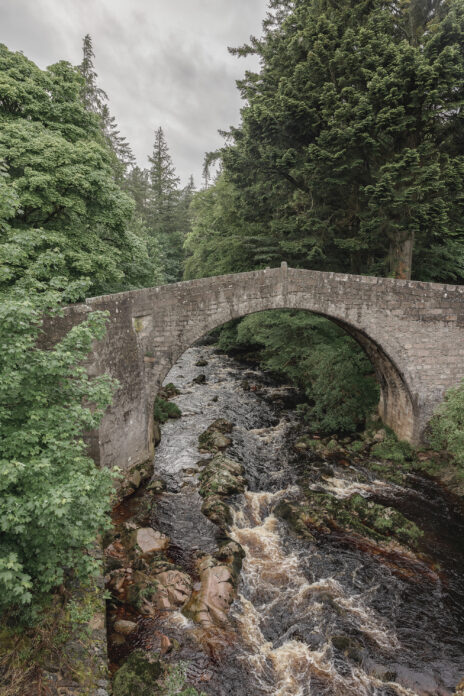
[115,345,464,695]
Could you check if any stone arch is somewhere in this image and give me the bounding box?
[153,304,416,445]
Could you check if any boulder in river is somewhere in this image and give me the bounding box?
[128,528,169,558]
[199,455,245,497]
[185,556,235,627]
[201,495,232,528]
[113,619,138,635]
[198,419,234,452]
[152,569,192,610]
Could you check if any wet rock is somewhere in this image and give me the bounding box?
[112,649,162,696]
[215,539,245,579]
[274,500,318,541]
[153,569,192,610]
[294,441,309,452]
[193,373,206,384]
[331,635,364,663]
[373,428,387,443]
[198,419,234,453]
[198,430,231,452]
[209,418,234,433]
[129,469,141,489]
[147,478,166,493]
[199,455,245,497]
[114,619,137,635]
[185,557,235,626]
[201,495,232,528]
[118,462,152,499]
[195,359,209,367]
[128,528,169,557]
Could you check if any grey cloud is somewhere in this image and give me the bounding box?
[0,0,268,183]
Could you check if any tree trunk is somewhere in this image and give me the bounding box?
[390,233,414,280]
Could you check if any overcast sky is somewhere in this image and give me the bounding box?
[0,0,268,185]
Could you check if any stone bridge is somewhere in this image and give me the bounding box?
[49,264,464,473]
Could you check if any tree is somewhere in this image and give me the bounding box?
[79,34,108,114]
[148,127,184,282]
[219,0,464,281]
[0,292,116,614]
[79,34,135,179]
[0,44,158,299]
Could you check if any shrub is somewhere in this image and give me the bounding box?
[0,298,116,616]
[429,379,464,467]
[154,397,182,424]
[371,431,414,463]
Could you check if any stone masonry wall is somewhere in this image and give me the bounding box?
[48,265,464,473]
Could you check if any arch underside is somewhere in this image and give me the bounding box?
[157,305,417,444]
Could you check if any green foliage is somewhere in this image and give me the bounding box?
[371,431,414,463]
[216,311,379,433]
[429,378,464,466]
[148,128,192,283]
[159,662,206,696]
[112,649,162,696]
[184,175,256,279]
[0,44,162,300]
[0,295,116,614]
[214,0,464,281]
[154,397,182,424]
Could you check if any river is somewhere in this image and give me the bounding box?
[107,345,464,696]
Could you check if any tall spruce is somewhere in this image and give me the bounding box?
[216,0,464,281]
[148,127,184,282]
[79,34,135,178]
[79,34,108,114]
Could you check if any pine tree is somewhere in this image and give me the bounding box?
[148,127,184,282]
[79,34,108,114]
[79,35,135,178]
[219,0,464,281]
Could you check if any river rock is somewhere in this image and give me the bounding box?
[373,428,387,443]
[201,495,232,528]
[294,440,309,452]
[209,418,234,433]
[153,569,192,610]
[199,453,245,498]
[198,420,234,452]
[193,373,207,384]
[215,539,245,579]
[114,619,137,635]
[186,558,235,626]
[110,632,126,646]
[146,478,166,493]
[129,528,169,557]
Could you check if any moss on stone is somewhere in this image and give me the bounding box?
[112,649,162,696]
[154,397,182,424]
[277,490,423,549]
